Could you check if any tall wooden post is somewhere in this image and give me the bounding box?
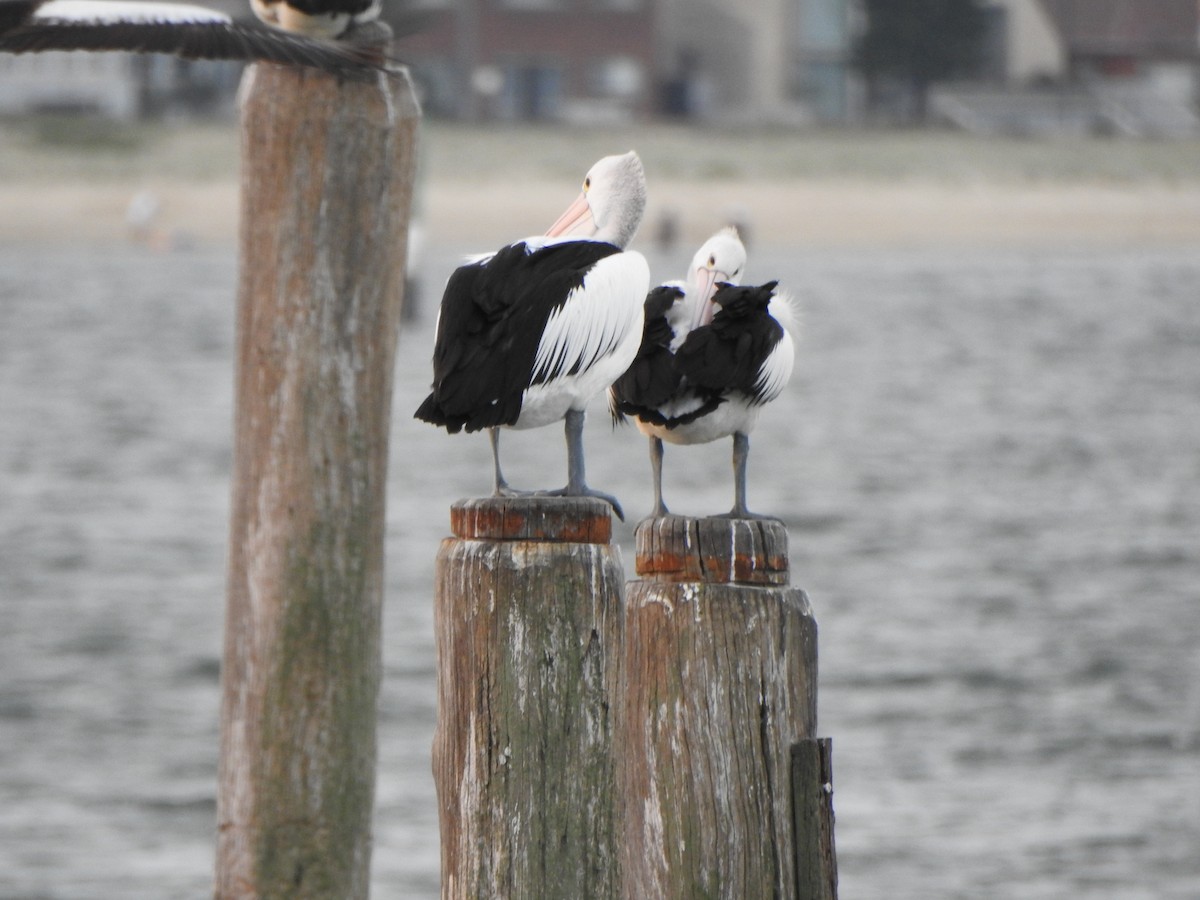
[215,56,420,899]
[432,497,624,899]
[619,516,836,899]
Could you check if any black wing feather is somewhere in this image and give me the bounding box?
[416,240,622,433]
[675,282,784,401]
[0,1,40,34]
[610,284,685,423]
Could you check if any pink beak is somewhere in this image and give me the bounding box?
[546,192,596,238]
[691,266,727,330]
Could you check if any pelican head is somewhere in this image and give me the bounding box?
[688,226,747,329]
[546,151,647,249]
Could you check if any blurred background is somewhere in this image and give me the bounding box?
[2,1,1199,897]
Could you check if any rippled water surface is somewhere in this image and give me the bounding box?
[2,240,1198,898]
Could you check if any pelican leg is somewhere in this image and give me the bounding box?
[649,436,670,518]
[541,409,625,520]
[716,431,779,521]
[489,427,532,498]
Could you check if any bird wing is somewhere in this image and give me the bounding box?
[416,240,630,433]
[609,284,685,422]
[0,0,383,77]
[675,300,790,405]
[750,327,794,405]
[531,249,649,386]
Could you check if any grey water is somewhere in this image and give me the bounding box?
[1,238,1197,899]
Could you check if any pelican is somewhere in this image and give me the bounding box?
[611,230,796,519]
[0,0,403,75]
[415,151,651,519]
[249,0,376,39]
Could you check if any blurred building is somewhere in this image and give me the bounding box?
[931,0,1200,136]
[926,0,1200,135]
[6,0,1193,132]
[394,0,856,124]
[395,0,658,122]
[0,0,858,124]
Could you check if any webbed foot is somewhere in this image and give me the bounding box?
[540,485,625,522]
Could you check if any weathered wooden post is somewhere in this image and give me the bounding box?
[619,516,837,899]
[214,48,420,899]
[432,496,624,898]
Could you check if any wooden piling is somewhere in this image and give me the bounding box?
[215,54,420,899]
[432,496,624,899]
[619,516,833,899]
[792,738,838,900]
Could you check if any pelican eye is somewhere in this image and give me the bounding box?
[583,176,591,192]
[707,255,716,267]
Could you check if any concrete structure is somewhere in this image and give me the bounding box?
[620,0,855,124]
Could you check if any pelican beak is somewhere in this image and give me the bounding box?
[545,192,595,238]
[691,266,731,329]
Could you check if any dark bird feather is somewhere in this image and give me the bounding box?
[415,240,624,434]
[674,281,783,405]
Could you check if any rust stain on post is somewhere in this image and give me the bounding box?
[635,516,790,585]
[215,54,420,900]
[450,496,613,544]
[434,496,623,899]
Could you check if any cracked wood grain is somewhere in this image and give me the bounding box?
[215,56,420,900]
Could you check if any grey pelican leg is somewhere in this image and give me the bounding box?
[489,427,532,498]
[716,431,778,520]
[542,409,625,520]
[649,436,670,518]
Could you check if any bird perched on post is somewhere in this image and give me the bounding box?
[415,152,651,519]
[0,0,400,77]
[249,0,375,38]
[610,229,797,519]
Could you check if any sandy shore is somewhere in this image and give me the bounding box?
[3,177,1199,249]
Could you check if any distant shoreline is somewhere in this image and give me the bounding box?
[2,179,1198,249]
[3,120,1199,248]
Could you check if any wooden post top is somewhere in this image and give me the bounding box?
[635,515,789,585]
[450,496,613,544]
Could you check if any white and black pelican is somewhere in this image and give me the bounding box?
[0,0,395,75]
[611,231,796,519]
[249,0,375,39]
[415,151,651,519]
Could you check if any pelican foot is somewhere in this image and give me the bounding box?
[539,486,625,522]
[492,483,537,499]
[643,501,672,520]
